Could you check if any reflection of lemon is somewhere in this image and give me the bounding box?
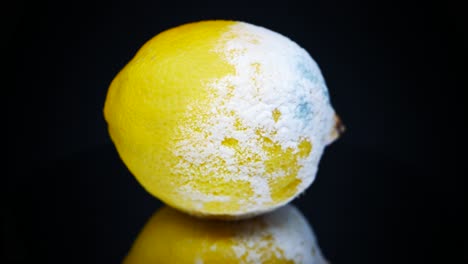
[124,205,328,264]
[104,20,340,218]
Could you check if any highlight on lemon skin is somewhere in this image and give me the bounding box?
[123,205,328,264]
[104,20,341,218]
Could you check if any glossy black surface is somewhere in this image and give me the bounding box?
[4,0,464,263]
[5,142,464,263]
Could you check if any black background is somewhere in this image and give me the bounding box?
[3,0,465,263]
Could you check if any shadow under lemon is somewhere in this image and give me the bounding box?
[124,204,328,264]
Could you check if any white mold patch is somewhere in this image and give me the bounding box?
[172,21,337,213]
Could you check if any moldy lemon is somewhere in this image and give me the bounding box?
[104,20,342,218]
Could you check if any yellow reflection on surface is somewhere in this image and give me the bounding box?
[124,205,328,264]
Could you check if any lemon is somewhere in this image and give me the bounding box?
[104,20,341,218]
[124,205,328,264]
